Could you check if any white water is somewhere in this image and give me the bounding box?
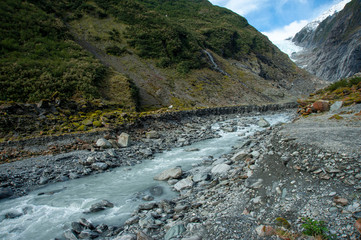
[0,113,293,240]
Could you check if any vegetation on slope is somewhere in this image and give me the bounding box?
[0,0,108,102]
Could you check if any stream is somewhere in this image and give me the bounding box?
[0,112,293,240]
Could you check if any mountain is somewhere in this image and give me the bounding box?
[292,0,361,82]
[0,0,321,112]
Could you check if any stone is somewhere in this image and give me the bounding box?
[146,130,159,139]
[125,215,139,225]
[96,138,112,148]
[39,177,49,185]
[258,118,270,128]
[118,133,130,147]
[330,101,343,112]
[79,218,95,229]
[149,186,164,196]
[64,229,78,240]
[231,151,250,161]
[334,196,348,206]
[142,195,154,201]
[95,224,108,233]
[211,164,231,174]
[71,222,84,234]
[78,229,99,239]
[164,224,186,240]
[355,219,361,234]
[115,233,137,240]
[91,162,108,171]
[137,231,153,240]
[88,200,114,213]
[255,225,274,237]
[0,187,13,199]
[193,172,211,183]
[138,202,157,211]
[174,177,193,191]
[139,214,155,228]
[312,100,330,112]
[154,167,183,181]
[5,211,23,219]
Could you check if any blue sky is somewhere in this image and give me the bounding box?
[209,0,348,42]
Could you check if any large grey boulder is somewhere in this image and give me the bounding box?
[118,133,131,147]
[146,130,159,139]
[0,187,13,199]
[87,200,114,213]
[258,118,270,128]
[211,164,231,174]
[96,138,112,148]
[154,167,183,181]
[164,224,186,240]
[91,162,108,171]
[330,101,343,112]
[231,151,250,161]
[174,177,193,191]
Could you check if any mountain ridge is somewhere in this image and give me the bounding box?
[292,0,361,82]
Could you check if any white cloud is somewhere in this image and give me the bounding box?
[262,20,308,43]
[213,0,269,16]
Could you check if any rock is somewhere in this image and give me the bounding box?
[71,222,84,234]
[334,196,348,206]
[139,214,155,228]
[211,164,231,174]
[64,229,78,240]
[5,211,23,219]
[255,225,274,237]
[39,176,49,185]
[245,178,263,189]
[91,162,108,171]
[154,167,183,181]
[96,138,112,148]
[164,224,186,240]
[312,100,330,112]
[193,172,211,183]
[139,148,153,157]
[78,229,99,239]
[95,224,108,233]
[231,151,250,161]
[355,219,361,234]
[258,118,270,127]
[137,231,153,240]
[79,218,95,229]
[0,187,13,199]
[88,200,114,213]
[146,131,159,139]
[142,195,154,201]
[138,202,157,211]
[149,186,164,196]
[118,133,131,147]
[330,101,343,112]
[115,233,136,240]
[174,177,193,191]
[125,215,139,225]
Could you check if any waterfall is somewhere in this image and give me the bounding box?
[202,50,230,76]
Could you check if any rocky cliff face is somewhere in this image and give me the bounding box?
[292,0,361,82]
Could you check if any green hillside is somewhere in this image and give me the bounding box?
[0,0,321,140]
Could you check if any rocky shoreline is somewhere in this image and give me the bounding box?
[0,103,297,199]
[1,102,360,240]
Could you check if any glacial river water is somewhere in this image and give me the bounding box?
[0,112,293,240]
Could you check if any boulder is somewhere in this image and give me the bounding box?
[79,218,95,229]
[96,138,112,148]
[164,224,186,240]
[231,151,250,161]
[88,200,114,213]
[78,229,99,239]
[91,162,108,171]
[64,229,78,240]
[146,130,159,139]
[258,118,270,128]
[312,100,330,112]
[174,177,193,191]
[117,133,130,147]
[0,187,14,199]
[211,164,231,174]
[330,101,343,112]
[154,167,183,181]
[114,233,136,240]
